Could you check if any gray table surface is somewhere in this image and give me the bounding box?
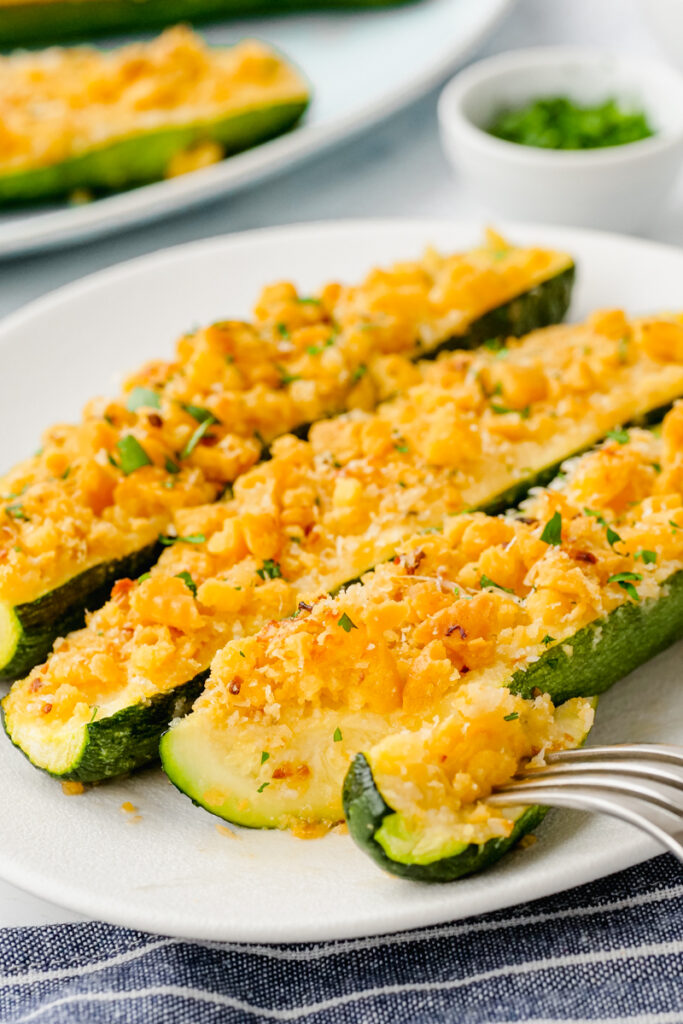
[0,0,677,928]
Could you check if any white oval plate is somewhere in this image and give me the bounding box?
[0,0,511,260]
[0,219,681,943]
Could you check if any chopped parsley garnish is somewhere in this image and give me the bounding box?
[116,435,152,475]
[181,416,215,459]
[256,559,282,580]
[352,364,367,382]
[276,323,290,339]
[239,650,246,658]
[165,456,180,475]
[487,97,654,151]
[480,574,515,594]
[483,337,504,352]
[61,466,71,480]
[306,345,322,356]
[175,571,197,597]
[652,462,662,474]
[337,612,357,632]
[670,520,682,533]
[606,426,630,445]
[540,511,562,546]
[261,751,270,765]
[182,403,215,424]
[277,365,301,386]
[126,387,160,412]
[257,782,270,793]
[394,442,410,454]
[333,728,343,742]
[605,526,623,548]
[159,533,205,546]
[137,572,151,585]
[607,571,642,601]
[503,712,519,722]
[163,479,175,490]
[490,402,531,419]
[542,635,556,645]
[5,503,29,522]
[635,549,657,565]
[297,296,321,306]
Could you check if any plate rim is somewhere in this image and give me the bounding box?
[0,216,681,943]
[0,0,514,260]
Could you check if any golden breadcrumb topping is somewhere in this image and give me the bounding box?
[6,366,683,772]
[0,232,563,606]
[0,28,308,174]
[199,416,682,728]
[367,688,594,851]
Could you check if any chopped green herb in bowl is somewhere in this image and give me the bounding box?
[488,97,654,150]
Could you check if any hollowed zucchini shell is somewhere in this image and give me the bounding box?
[343,569,683,882]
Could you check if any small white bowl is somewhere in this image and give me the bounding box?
[438,46,683,233]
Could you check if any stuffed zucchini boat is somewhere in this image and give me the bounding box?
[0,0,414,49]
[160,411,683,882]
[0,28,310,204]
[5,313,683,781]
[0,232,570,681]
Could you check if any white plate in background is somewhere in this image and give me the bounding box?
[0,0,512,259]
[0,218,680,942]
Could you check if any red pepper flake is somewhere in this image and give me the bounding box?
[229,678,242,695]
[446,624,467,639]
[41,703,53,714]
[147,413,163,428]
[199,434,219,447]
[403,549,426,575]
[111,578,135,601]
[573,550,598,564]
[298,601,313,613]
[29,678,43,693]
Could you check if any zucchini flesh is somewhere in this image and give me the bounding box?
[0,0,415,49]
[0,30,310,204]
[0,237,572,682]
[8,314,683,782]
[161,417,683,874]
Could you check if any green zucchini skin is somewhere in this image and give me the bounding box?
[0,0,414,48]
[0,540,161,683]
[427,264,576,357]
[510,569,683,703]
[2,671,207,782]
[0,100,309,205]
[342,754,547,883]
[343,569,683,883]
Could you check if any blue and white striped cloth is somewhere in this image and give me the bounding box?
[2,854,681,1023]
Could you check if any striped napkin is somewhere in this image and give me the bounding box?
[1,854,680,1023]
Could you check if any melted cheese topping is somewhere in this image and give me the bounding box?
[0,233,563,606]
[0,28,309,174]
[5,333,683,762]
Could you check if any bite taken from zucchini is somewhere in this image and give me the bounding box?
[7,312,683,783]
[0,234,574,684]
[161,409,683,883]
[0,0,416,49]
[0,28,310,205]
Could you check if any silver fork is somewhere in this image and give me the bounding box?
[487,744,683,863]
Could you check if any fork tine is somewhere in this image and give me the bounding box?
[487,785,683,864]
[518,758,683,793]
[490,773,683,820]
[548,744,683,768]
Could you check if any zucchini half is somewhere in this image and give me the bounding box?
[161,416,683,879]
[0,0,415,49]
[344,570,683,882]
[7,313,682,782]
[0,238,573,682]
[0,30,310,204]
